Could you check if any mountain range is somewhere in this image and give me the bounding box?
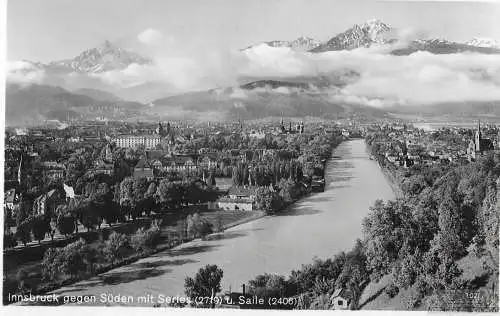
[5,83,144,126]
[246,19,500,55]
[35,40,151,74]
[6,18,500,126]
[148,78,388,121]
[242,36,321,52]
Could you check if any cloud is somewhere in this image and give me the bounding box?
[229,88,249,99]
[238,44,311,77]
[237,43,500,106]
[6,61,46,84]
[137,28,164,46]
[90,56,205,90]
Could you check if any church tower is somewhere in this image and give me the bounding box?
[475,120,481,152]
[156,122,166,137]
[280,113,286,133]
[166,122,171,135]
[105,144,112,162]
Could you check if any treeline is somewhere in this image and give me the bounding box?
[232,160,304,187]
[241,132,343,216]
[4,176,219,249]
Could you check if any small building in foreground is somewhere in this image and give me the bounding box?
[330,288,352,310]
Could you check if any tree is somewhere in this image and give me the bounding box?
[362,200,417,280]
[232,166,241,186]
[184,264,224,306]
[334,241,369,310]
[144,182,157,215]
[31,215,50,244]
[402,175,427,197]
[57,214,76,237]
[278,178,299,203]
[130,221,161,254]
[187,213,202,238]
[41,238,96,280]
[185,182,202,205]
[155,179,182,208]
[248,273,287,297]
[103,232,129,264]
[131,177,149,219]
[176,219,187,242]
[255,187,283,214]
[213,212,224,233]
[16,198,32,227]
[119,177,135,220]
[436,196,465,261]
[78,200,100,232]
[207,172,216,189]
[16,219,32,246]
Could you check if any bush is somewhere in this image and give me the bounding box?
[42,247,63,282]
[403,291,421,309]
[213,212,224,233]
[16,268,30,293]
[131,221,161,254]
[41,238,96,281]
[414,276,430,298]
[385,282,399,298]
[103,232,129,263]
[199,221,213,239]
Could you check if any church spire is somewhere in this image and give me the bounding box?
[475,119,482,152]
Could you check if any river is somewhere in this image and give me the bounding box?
[48,139,395,306]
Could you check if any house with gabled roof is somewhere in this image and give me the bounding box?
[330,288,352,310]
[33,188,63,215]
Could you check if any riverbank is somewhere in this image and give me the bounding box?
[379,166,404,199]
[364,141,404,199]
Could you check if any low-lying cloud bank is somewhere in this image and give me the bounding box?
[7,27,500,107]
[6,61,46,85]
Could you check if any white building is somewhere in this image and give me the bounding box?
[330,288,351,310]
[113,135,162,149]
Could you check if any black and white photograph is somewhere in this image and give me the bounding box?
[2,0,500,312]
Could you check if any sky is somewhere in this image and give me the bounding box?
[7,0,500,62]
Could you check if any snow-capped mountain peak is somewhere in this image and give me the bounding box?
[466,38,500,49]
[361,19,391,41]
[47,40,151,73]
[243,36,321,52]
[310,18,392,52]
